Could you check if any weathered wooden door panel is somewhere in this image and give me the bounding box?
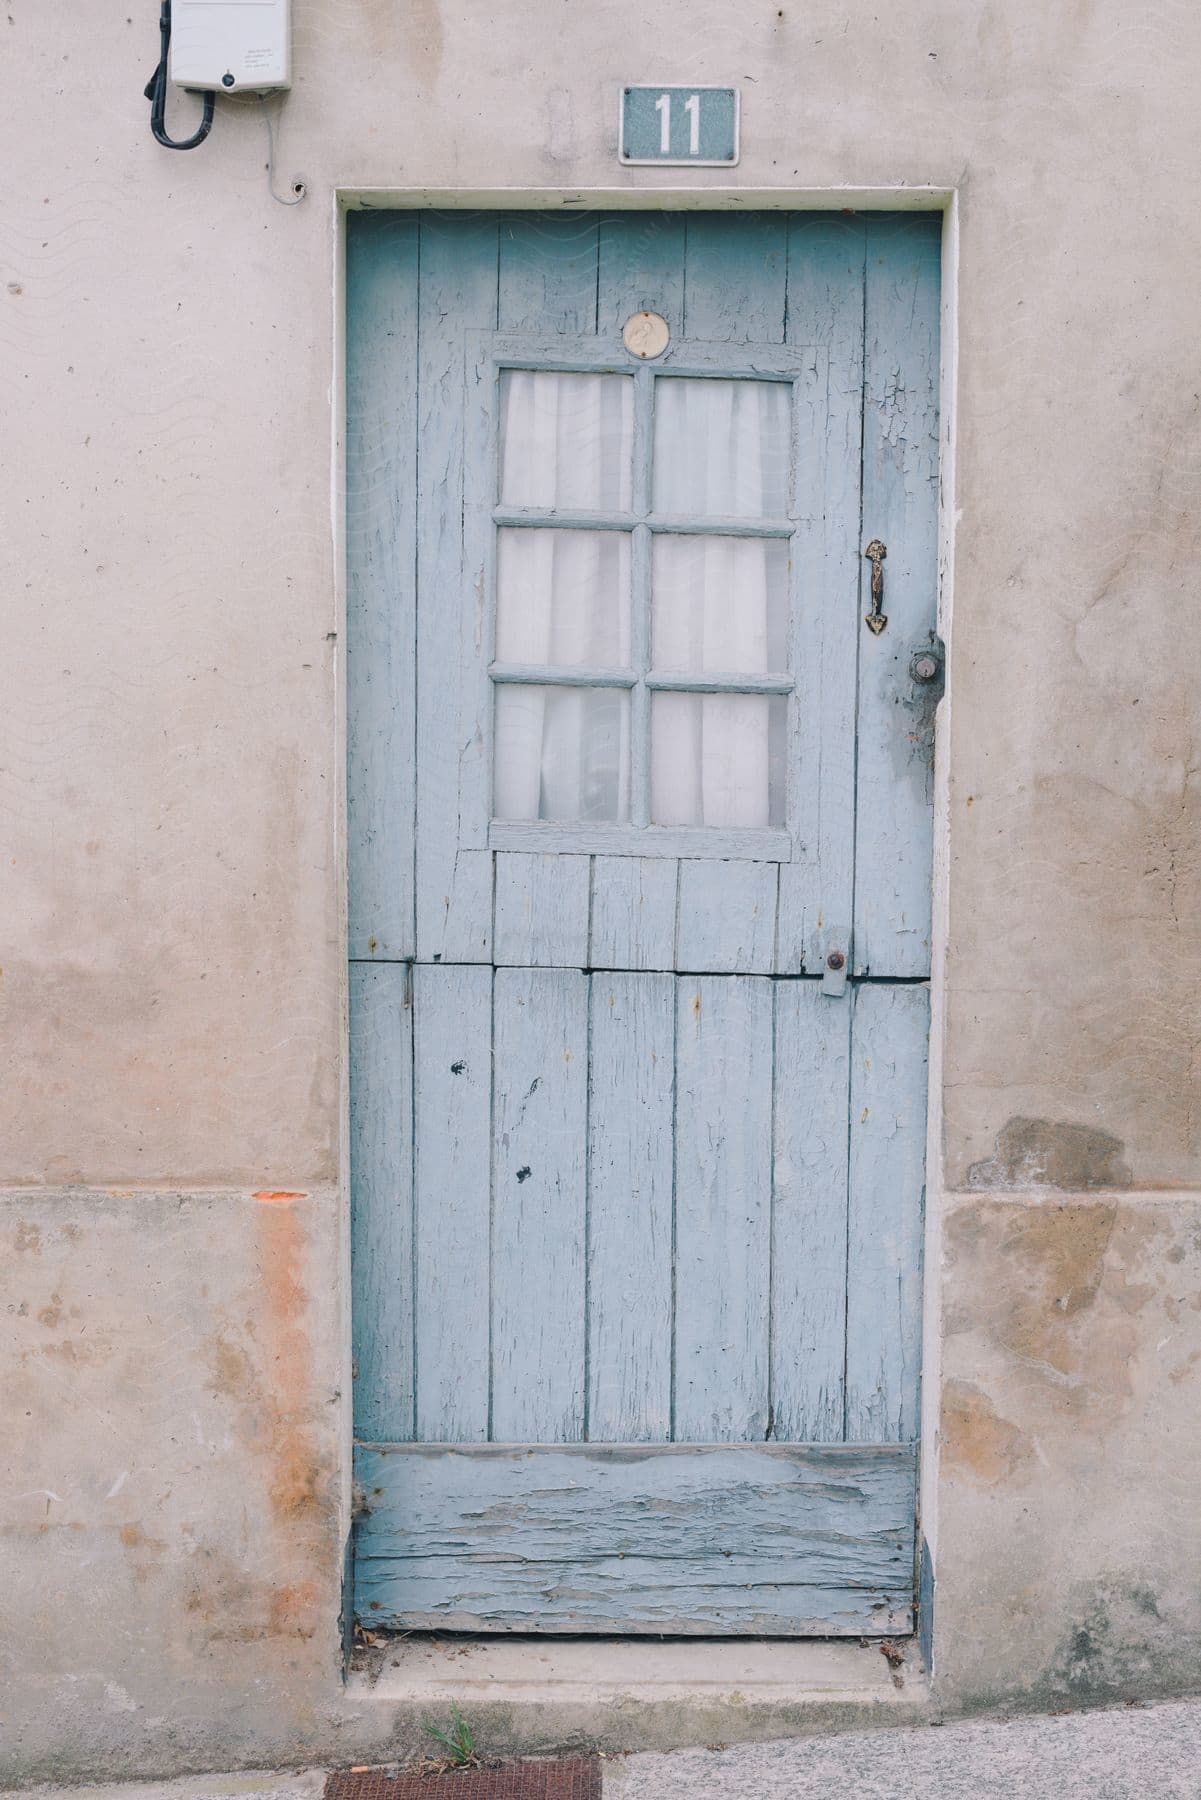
[351,968,930,1626]
[348,961,413,1442]
[414,212,500,966]
[356,1443,917,1636]
[412,962,492,1443]
[854,217,942,977]
[347,209,940,1636]
[491,967,590,1442]
[846,981,930,1441]
[673,976,775,1442]
[346,217,419,962]
[351,970,929,1444]
[348,211,940,981]
[770,977,853,1443]
[587,970,675,1441]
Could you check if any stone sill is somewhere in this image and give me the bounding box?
[344,1637,929,1754]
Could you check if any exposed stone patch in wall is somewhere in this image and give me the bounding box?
[940,1380,1032,1486]
[966,1117,1132,1191]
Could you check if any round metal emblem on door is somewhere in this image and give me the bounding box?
[622,311,670,359]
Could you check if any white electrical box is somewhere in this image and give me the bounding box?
[169,0,291,93]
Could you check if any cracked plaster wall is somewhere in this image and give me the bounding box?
[2,0,1200,1780]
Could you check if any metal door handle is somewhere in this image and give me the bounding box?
[864,539,887,635]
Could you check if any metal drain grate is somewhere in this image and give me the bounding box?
[325,1759,602,1800]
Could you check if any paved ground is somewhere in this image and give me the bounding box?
[607,1700,1201,1798]
[7,1701,1201,1799]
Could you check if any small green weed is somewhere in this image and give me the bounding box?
[425,1707,479,1770]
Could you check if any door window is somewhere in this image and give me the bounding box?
[486,347,807,845]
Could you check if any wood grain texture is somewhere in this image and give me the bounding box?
[777,216,866,975]
[587,973,675,1441]
[771,979,852,1442]
[673,976,774,1441]
[494,852,590,968]
[854,215,941,977]
[491,967,589,1442]
[350,962,415,1442]
[413,964,492,1442]
[498,213,600,335]
[354,1442,916,1635]
[846,981,929,1443]
[676,859,778,973]
[346,213,419,960]
[414,213,498,963]
[682,213,789,344]
[589,855,677,970]
[597,212,687,338]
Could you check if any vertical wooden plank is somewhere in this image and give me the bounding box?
[415,212,499,964]
[494,851,590,967]
[771,981,851,1442]
[589,855,677,971]
[675,860,777,973]
[491,967,589,1441]
[413,964,492,1442]
[778,214,865,974]
[846,982,929,1444]
[350,962,414,1442]
[587,972,675,1441]
[854,215,941,977]
[497,213,600,334]
[674,975,774,1441]
[682,213,788,343]
[346,212,419,960]
[597,213,687,337]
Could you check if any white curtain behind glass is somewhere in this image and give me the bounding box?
[494,372,634,822]
[651,379,790,828]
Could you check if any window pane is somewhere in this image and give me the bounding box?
[500,371,634,511]
[652,535,789,673]
[496,529,631,668]
[652,378,792,518]
[494,685,630,824]
[650,692,787,828]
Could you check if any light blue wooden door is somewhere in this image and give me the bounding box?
[348,211,939,1635]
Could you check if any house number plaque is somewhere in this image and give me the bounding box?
[619,85,740,166]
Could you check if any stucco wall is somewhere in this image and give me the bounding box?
[3,0,1200,1782]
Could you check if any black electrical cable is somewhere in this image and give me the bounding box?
[145,0,215,150]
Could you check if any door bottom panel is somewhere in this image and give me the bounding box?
[354,1442,916,1636]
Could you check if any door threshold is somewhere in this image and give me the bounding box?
[345,1637,930,1756]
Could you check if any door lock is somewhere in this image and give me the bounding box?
[911,648,942,683]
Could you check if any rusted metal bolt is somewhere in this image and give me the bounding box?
[912,653,940,683]
[826,951,846,971]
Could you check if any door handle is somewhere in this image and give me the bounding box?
[864,539,887,635]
